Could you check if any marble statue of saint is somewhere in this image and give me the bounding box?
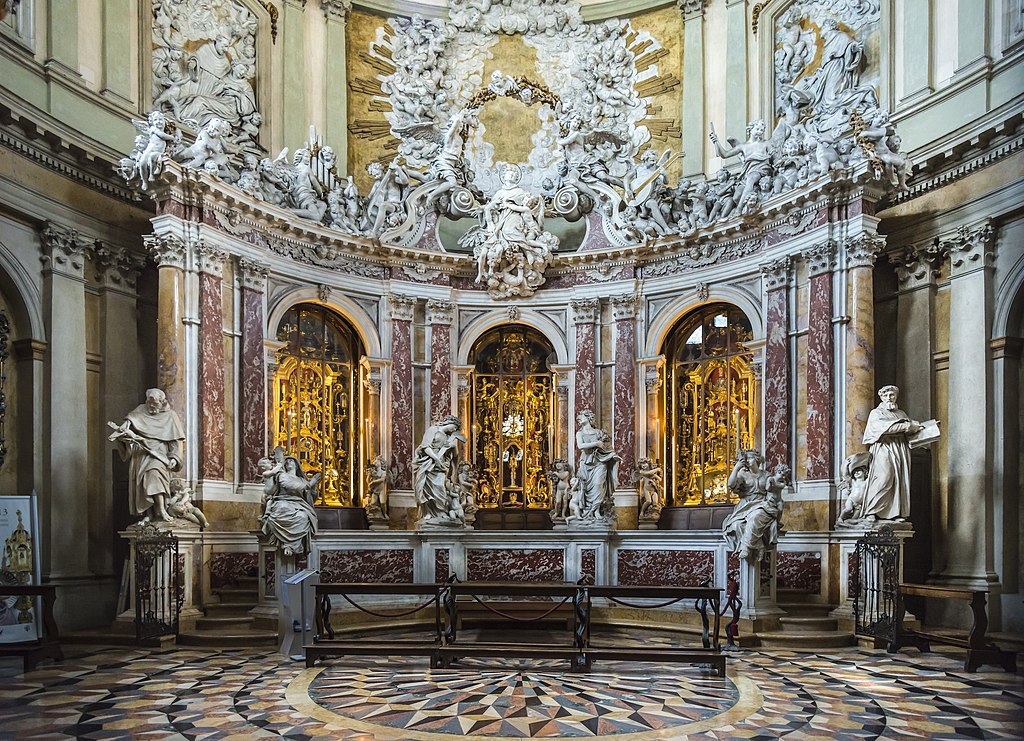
[108,388,185,524]
[413,415,466,526]
[258,448,321,556]
[722,450,788,562]
[860,385,922,523]
[571,410,620,523]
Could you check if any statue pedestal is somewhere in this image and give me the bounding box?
[250,540,279,631]
[830,525,915,629]
[565,516,616,532]
[737,550,782,631]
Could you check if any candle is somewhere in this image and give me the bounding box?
[286,410,293,455]
[734,409,740,455]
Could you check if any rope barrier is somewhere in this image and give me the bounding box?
[339,593,438,619]
[604,596,686,609]
[465,593,573,622]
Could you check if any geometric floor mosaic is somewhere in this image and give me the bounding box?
[0,630,1020,739]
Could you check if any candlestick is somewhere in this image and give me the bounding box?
[734,409,740,456]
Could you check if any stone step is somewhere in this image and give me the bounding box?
[204,601,257,616]
[757,630,855,650]
[196,615,256,630]
[177,628,278,648]
[778,602,832,616]
[214,587,259,602]
[780,615,839,632]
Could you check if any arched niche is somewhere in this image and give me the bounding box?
[266,288,381,358]
[456,308,568,367]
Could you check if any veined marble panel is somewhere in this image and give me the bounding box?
[465,548,565,582]
[319,549,415,584]
[617,549,715,587]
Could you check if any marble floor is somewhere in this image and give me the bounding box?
[0,630,1020,740]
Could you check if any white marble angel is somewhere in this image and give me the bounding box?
[128,111,181,188]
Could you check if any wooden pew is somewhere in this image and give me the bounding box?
[892,583,1016,673]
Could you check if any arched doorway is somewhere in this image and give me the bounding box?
[662,303,756,507]
[469,325,555,530]
[273,303,364,507]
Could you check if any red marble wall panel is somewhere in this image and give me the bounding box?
[210,552,258,590]
[319,549,415,584]
[848,551,859,597]
[574,321,597,435]
[805,272,833,479]
[199,271,225,480]
[466,548,565,583]
[617,549,715,587]
[777,551,822,594]
[391,318,414,489]
[613,316,636,487]
[435,548,450,583]
[263,550,276,597]
[429,324,451,418]
[581,548,597,584]
[763,287,790,469]
[240,287,266,482]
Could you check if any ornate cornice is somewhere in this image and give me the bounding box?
[196,243,229,277]
[93,244,146,291]
[570,298,600,324]
[611,294,640,321]
[426,298,456,325]
[941,222,995,277]
[759,256,792,291]
[804,240,837,278]
[144,234,188,269]
[41,223,90,279]
[387,294,417,322]
[677,0,707,19]
[844,234,886,269]
[237,258,270,292]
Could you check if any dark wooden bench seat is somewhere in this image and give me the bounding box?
[893,583,1016,673]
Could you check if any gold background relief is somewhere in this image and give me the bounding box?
[345,7,684,191]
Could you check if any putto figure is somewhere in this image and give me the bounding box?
[108,388,185,524]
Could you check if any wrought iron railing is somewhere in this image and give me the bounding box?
[134,524,182,645]
[853,526,900,648]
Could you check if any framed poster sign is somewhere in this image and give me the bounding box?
[0,493,41,643]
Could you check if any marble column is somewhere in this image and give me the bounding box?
[724,0,748,138]
[46,0,80,74]
[843,235,885,456]
[40,225,91,612]
[641,359,664,462]
[388,295,417,491]
[612,295,639,487]
[360,364,383,462]
[571,298,599,435]
[282,0,308,146]
[760,257,791,470]
[899,0,932,103]
[426,299,455,419]
[197,245,228,481]
[322,1,350,165]
[940,223,996,588]
[453,365,474,449]
[804,241,836,481]
[93,245,145,576]
[143,234,189,419]
[238,259,269,483]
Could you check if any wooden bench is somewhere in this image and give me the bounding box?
[454,596,574,630]
[0,585,63,672]
[892,583,1016,673]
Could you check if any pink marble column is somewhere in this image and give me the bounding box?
[388,295,417,490]
[143,234,188,418]
[571,298,599,425]
[804,241,836,480]
[843,235,884,455]
[238,259,269,483]
[426,299,455,419]
[612,295,638,487]
[197,245,227,481]
[760,257,791,469]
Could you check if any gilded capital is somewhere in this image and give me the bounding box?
[426,299,456,325]
[760,256,791,291]
[941,222,994,277]
[237,258,270,292]
[570,298,600,324]
[844,234,886,268]
[387,294,417,321]
[144,233,188,270]
[803,240,837,277]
